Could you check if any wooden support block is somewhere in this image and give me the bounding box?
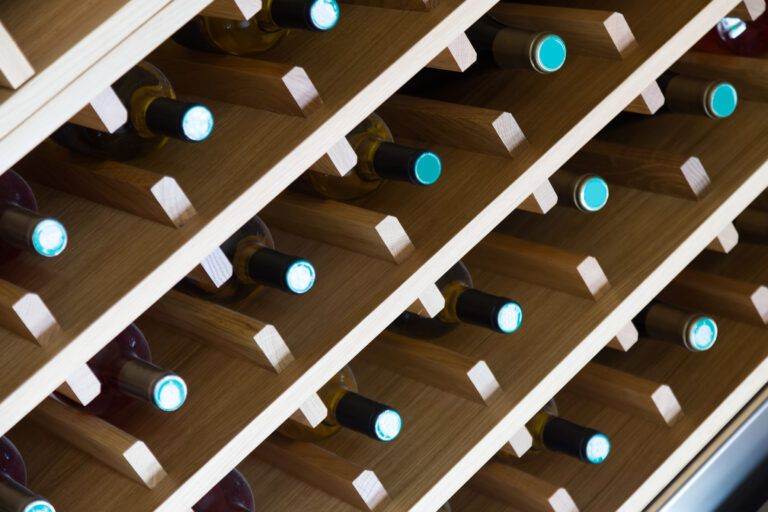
[69,87,128,133]
[29,398,166,488]
[291,393,328,428]
[731,0,766,20]
[564,362,682,426]
[674,52,768,102]
[256,436,389,510]
[519,180,558,214]
[361,332,501,403]
[19,145,196,228]
[427,33,477,72]
[491,4,637,59]
[187,247,234,291]
[310,138,357,177]
[467,233,610,300]
[56,364,102,407]
[147,290,293,372]
[625,81,665,115]
[471,461,578,512]
[202,0,262,19]
[606,322,639,352]
[0,20,33,89]
[734,208,768,244]
[500,427,533,458]
[706,222,739,254]
[152,44,322,117]
[262,193,414,264]
[378,95,525,157]
[339,0,434,12]
[0,279,59,346]
[660,269,768,326]
[567,140,710,200]
[406,283,445,318]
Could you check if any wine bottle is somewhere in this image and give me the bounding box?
[173,0,341,56]
[300,114,442,201]
[187,215,316,301]
[696,15,768,56]
[657,72,738,119]
[52,62,214,161]
[193,469,254,512]
[550,171,609,213]
[58,323,188,417]
[635,300,718,352]
[388,261,523,338]
[526,401,610,464]
[0,171,67,263]
[278,366,402,442]
[0,437,56,512]
[466,17,567,73]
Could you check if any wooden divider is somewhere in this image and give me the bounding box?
[69,86,127,133]
[0,20,33,89]
[427,33,476,72]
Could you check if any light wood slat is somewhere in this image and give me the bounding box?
[256,437,389,510]
[361,332,501,403]
[0,280,59,346]
[706,222,739,253]
[427,33,477,72]
[380,95,525,157]
[500,427,533,458]
[340,0,434,12]
[470,461,578,512]
[407,282,445,318]
[55,364,101,407]
[564,362,683,426]
[152,44,322,117]
[311,138,358,177]
[145,290,293,372]
[262,193,414,264]
[202,0,262,19]
[18,143,196,228]
[625,81,665,115]
[567,140,710,200]
[467,232,610,300]
[660,269,768,326]
[491,4,637,58]
[69,86,127,133]
[28,398,167,488]
[291,393,328,428]
[187,248,235,291]
[0,20,33,89]
[730,0,766,19]
[606,322,640,352]
[519,180,558,214]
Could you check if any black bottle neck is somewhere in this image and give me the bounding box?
[145,97,212,143]
[114,357,186,412]
[334,391,401,442]
[455,288,521,333]
[242,245,315,295]
[0,474,52,512]
[541,416,607,464]
[370,142,438,186]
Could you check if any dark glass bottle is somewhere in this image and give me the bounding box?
[186,215,316,302]
[657,72,738,119]
[526,401,610,464]
[193,469,255,512]
[696,15,768,56]
[278,366,402,442]
[0,171,67,263]
[301,114,442,201]
[173,0,340,56]
[550,171,609,213]
[52,62,214,161]
[58,323,188,417]
[635,301,718,352]
[0,437,56,512]
[466,18,566,73]
[388,261,523,339]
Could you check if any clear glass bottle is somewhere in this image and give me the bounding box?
[635,300,718,352]
[0,436,56,512]
[550,172,609,213]
[0,171,67,263]
[301,114,442,201]
[52,62,214,161]
[388,261,523,339]
[57,323,188,418]
[278,366,402,442]
[466,18,567,73]
[657,72,738,119]
[193,469,254,512]
[186,215,316,302]
[172,0,341,56]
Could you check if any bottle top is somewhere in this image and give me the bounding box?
[23,501,56,512]
[145,98,214,143]
[308,0,341,30]
[271,0,340,32]
[30,218,67,258]
[153,374,188,412]
[372,142,442,186]
[181,105,216,142]
[582,432,611,464]
[455,288,523,334]
[496,301,524,334]
[573,175,609,212]
[684,315,718,351]
[284,259,317,294]
[704,82,738,119]
[335,392,402,442]
[531,33,567,74]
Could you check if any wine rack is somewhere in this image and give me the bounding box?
[2,0,767,511]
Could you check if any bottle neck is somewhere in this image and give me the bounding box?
[333,391,402,442]
[442,284,523,334]
[365,141,441,187]
[637,302,717,352]
[467,20,566,73]
[143,96,214,143]
[267,0,340,31]
[0,475,54,512]
[536,415,610,464]
[0,204,67,258]
[113,357,187,412]
[233,240,316,295]
[659,73,738,119]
